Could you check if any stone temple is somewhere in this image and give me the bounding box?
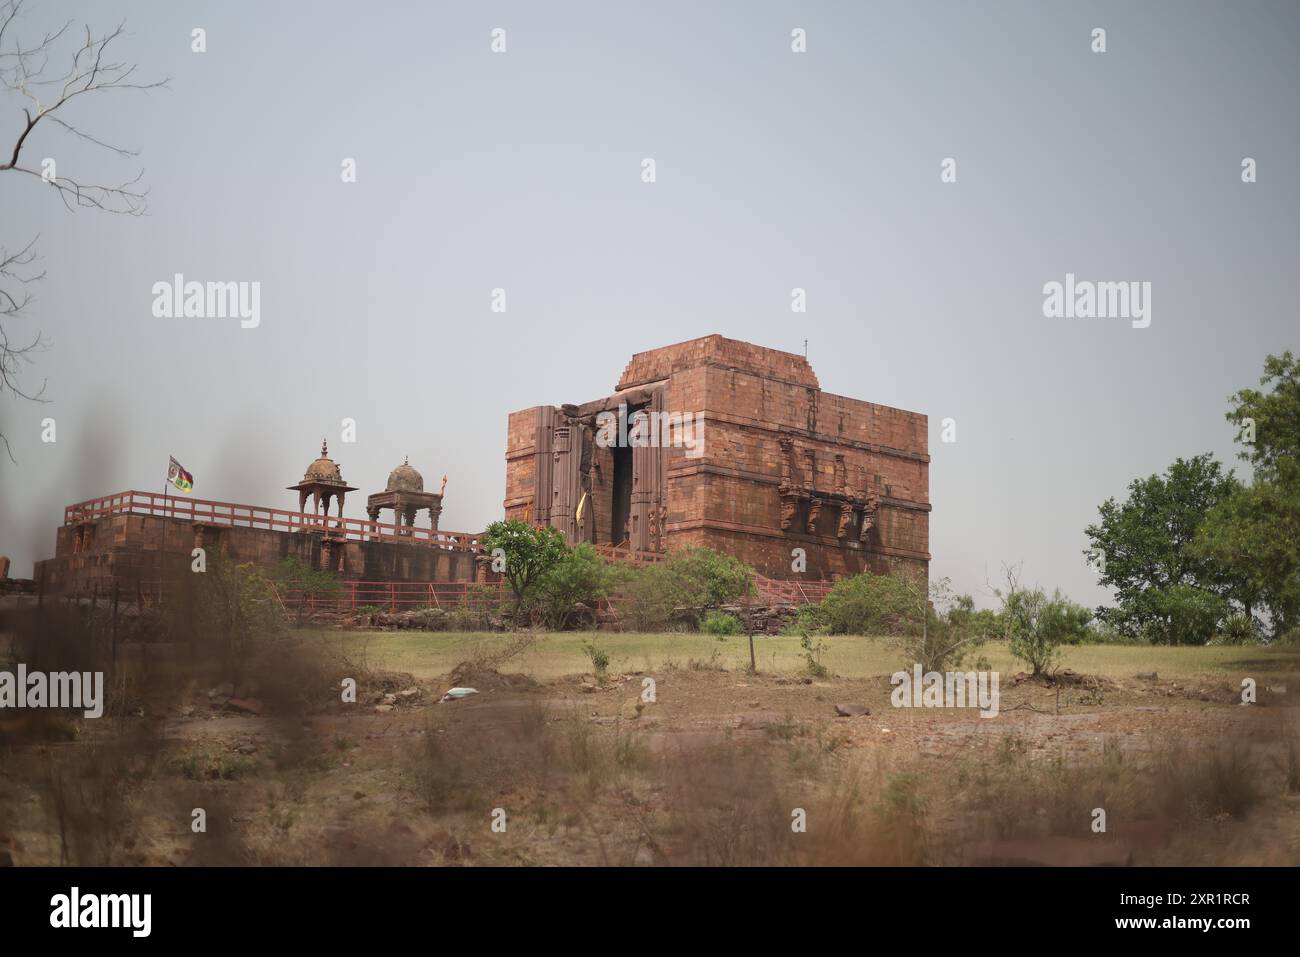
[505,335,929,579]
[29,335,929,592]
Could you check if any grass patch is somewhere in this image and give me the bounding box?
[300,629,1300,683]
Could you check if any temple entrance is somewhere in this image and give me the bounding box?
[611,441,633,545]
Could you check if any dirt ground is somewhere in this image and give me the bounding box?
[2,638,1297,867]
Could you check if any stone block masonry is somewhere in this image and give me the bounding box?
[505,334,930,580]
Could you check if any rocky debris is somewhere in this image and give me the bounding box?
[448,662,539,693]
[357,607,506,632]
[1162,680,1238,704]
[370,671,420,692]
[716,603,800,636]
[834,703,870,717]
[374,704,395,714]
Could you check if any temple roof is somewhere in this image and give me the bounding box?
[616,334,820,391]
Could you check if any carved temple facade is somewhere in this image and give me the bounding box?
[504,335,930,580]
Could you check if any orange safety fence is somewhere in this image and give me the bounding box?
[276,580,506,613]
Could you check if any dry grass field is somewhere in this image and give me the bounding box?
[2,624,1298,867]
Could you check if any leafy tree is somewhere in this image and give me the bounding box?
[1226,350,1300,473]
[1002,587,1092,676]
[536,544,615,629]
[481,520,568,618]
[1195,456,1300,637]
[1132,582,1228,646]
[1084,454,1240,640]
[272,555,340,627]
[1194,352,1300,638]
[896,577,995,674]
[186,556,287,683]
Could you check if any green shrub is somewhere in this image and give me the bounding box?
[662,547,754,608]
[583,639,610,682]
[819,571,916,636]
[892,585,994,674]
[620,563,686,631]
[537,544,615,629]
[1004,588,1092,676]
[1211,613,1260,646]
[800,634,829,678]
[619,548,754,631]
[702,611,741,636]
[779,602,829,636]
[1275,628,1300,647]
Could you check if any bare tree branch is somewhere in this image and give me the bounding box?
[0,0,165,460]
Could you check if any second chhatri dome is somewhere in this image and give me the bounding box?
[386,457,424,493]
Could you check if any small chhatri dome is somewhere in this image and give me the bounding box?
[303,439,345,486]
[386,456,424,493]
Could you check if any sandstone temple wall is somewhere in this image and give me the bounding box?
[504,334,931,580]
[36,512,477,593]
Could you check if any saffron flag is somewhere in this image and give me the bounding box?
[167,456,194,493]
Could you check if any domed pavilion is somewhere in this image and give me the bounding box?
[287,440,357,522]
[367,457,444,538]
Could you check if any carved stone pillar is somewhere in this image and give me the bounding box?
[629,388,667,553]
[533,406,556,527]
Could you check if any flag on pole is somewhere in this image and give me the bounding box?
[167,456,194,493]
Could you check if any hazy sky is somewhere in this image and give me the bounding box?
[1,1,1296,609]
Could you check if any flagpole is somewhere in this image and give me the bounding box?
[159,469,169,607]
